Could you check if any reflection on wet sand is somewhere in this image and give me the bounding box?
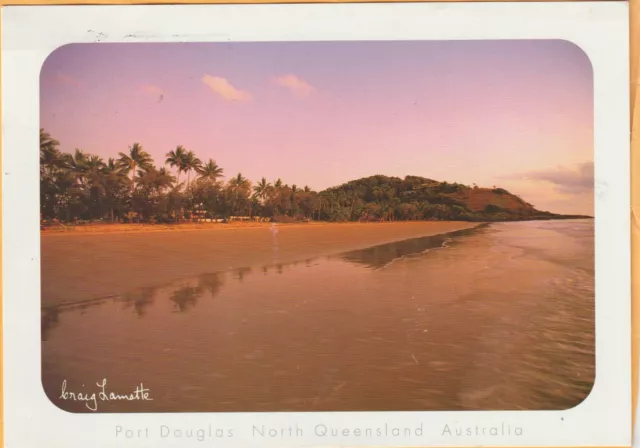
[235,267,252,283]
[41,221,594,413]
[337,224,490,269]
[169,285,201,312]
[115,273,228,315]
[41,307,60,342]
[199,272,225,297]
[119,286,158,317]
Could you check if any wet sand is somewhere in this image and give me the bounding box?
[41,221,477,307]
[42,220,594,412]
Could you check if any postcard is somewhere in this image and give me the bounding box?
[1,1,632,447]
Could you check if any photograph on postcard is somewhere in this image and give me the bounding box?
[39,39,596,414]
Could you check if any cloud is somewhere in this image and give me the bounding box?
[55,72,82,87]
[141,85,164,96]
[273,74,316,97]
[202,75,252,102]
[141,85,164,102]
[510,161,594,195]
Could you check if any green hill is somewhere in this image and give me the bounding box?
[317,175,591,222]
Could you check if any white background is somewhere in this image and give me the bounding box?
[2,2,631,447]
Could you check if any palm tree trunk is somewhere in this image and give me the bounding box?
[131,162,137,193]
[97,194,103,220]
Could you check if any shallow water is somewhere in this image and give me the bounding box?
[41,220,594,413]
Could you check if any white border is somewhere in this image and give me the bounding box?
[2,2,631,447]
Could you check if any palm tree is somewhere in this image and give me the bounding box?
[228,173,251,215]
[104,157,128,176]
[137,166,175,190]
[165,145,187,187]
[101,158,130,221]
[156,167,176,188]
[183,150,203,188]
[229,172,250,190]
[134,166,176,220]
[40,128,59,153]
[197,159,224,183]
[83,155,105,186]
[290,184,299,217]
[253,177,271,203]
[118,143,153,192]
[82,155,108,219]
[39,129,70,220]
[67,149,89,185]
[39,129,62,175]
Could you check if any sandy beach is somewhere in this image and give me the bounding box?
[41,221,477,307]
[42,219,595,412]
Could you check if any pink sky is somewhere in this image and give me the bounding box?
[40,40,594,214]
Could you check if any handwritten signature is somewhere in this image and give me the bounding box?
[59,379,152,411]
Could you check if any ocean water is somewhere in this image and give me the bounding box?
[41,220,594,412]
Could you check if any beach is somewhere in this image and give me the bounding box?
[41,221,477,307]
[42,219,595,412]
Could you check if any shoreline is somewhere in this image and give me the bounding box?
[39,215,592,237]
[40,221,410,236]
[41,221,480,307]
[40,216,594,238]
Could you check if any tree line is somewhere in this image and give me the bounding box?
[40,129,579,224]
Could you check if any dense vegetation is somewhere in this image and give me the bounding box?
[39,129,590,225]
